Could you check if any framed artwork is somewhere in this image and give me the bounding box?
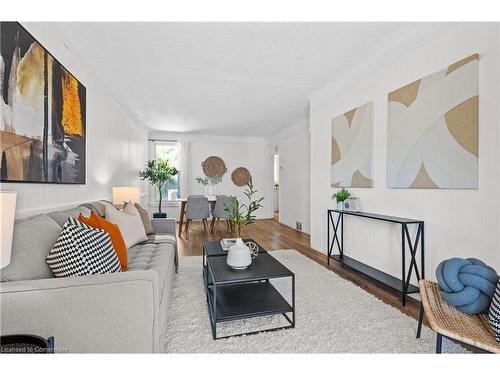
[331,101,373,188]
[1,22,86,184]
[387,54,478,189]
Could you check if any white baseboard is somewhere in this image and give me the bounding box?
[310,241,326,254]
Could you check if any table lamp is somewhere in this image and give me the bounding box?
[112,186,140,205]
[1,191,17,268]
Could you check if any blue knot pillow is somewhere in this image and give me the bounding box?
[436,258,498,314]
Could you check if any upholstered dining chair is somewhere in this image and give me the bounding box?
[210,195,233,235]
[185,195,210,239]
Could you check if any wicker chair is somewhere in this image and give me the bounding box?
[418,280,500,353]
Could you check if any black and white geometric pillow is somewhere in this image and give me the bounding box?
[489,280,500,343]
[46,218,121,277]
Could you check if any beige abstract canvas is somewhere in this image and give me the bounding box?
[331,102,373,188]
[387,54,479,189]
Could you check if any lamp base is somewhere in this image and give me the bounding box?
[153,212,167,218]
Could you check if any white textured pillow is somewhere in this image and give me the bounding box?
[105,203,147,248]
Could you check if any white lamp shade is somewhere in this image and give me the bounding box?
[1,191,17,268]
[112,186,141,205]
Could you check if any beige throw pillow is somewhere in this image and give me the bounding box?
[104,203,148,248]
[123,202,154,235]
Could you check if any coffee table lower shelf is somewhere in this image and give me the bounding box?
[206,281,294,339]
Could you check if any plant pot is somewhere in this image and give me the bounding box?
[153,212,167,218]
[337,201,344,211]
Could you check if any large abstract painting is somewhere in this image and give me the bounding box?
[0,22,86,184]
[331,101,373,188]
[387,54,478,189]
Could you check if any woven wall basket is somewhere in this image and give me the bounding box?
[201,156,227,177]
[231,167,252,186]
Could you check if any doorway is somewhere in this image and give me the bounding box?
[273,152,279,221]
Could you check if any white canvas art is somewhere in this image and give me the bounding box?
[387,54,479,189]
[331,102,373,188]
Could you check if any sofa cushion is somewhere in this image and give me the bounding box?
[145,234,176,245]
[1,215,61,281]
[48,206,91,228]
[79,201,107,217]
[127,241,175,303]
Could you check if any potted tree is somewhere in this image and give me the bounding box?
[139,159,179,218]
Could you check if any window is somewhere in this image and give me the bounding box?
[154,142,180,201]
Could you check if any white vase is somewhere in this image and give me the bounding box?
[226,239,259,270]
[337,201,344,211]
[208,184,216,198]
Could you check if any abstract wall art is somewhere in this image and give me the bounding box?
[387,54,478,189]
[0,22,86,184]
[331,101,373,188]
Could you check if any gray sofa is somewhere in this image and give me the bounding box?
[0,201,178,353]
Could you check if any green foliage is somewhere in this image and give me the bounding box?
[332,187,351,203]
[195,175,223,185]
[224,178,264,237]
[195,176,209,186]
[139,159,179,213]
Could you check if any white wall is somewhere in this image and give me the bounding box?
[272,116,311,234]
[6,23,148,218]
[310,23,500,283]
[148,132,274,221]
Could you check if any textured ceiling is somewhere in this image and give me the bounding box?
[56,22,451,137]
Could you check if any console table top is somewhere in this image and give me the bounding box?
[328,209,423,224]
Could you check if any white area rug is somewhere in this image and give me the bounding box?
[166,250,468,353]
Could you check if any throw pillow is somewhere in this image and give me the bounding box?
[46,220,121,277]
[78,211,100,228]
[104,203,148,248]
[79,212,128,271]
[123,201,154,235]
[489,280,500,343]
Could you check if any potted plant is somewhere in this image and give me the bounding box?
[224,178,264,269]
[139,159,179,218]
[195,175,223,196]
[332,187,351,211]
[225,178,264,238]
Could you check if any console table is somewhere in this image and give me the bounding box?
[327,209,424,306]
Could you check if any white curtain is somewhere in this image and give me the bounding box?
[178,140,191,198]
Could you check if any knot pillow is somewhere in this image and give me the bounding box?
[436,258,498,314]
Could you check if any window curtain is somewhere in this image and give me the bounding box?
[178,140,191,198]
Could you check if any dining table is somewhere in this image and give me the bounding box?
[178,196,217,235]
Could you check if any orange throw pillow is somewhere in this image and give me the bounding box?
[79,212,100,229]
[79,212,128,271]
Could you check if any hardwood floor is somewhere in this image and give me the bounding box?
[177,216,424,323]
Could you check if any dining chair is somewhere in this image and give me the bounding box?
[210,195,233,235]
[185,195,210,239]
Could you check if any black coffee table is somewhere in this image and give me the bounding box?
[203,240,295,340]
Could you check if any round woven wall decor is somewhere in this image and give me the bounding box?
[201,156,227,177]
[231,167,252,186]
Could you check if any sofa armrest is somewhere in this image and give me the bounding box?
[151,218,176,237]
[0,271,160,353]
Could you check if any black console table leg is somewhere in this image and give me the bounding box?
[401,224,406,306]
[327,211,330,265]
